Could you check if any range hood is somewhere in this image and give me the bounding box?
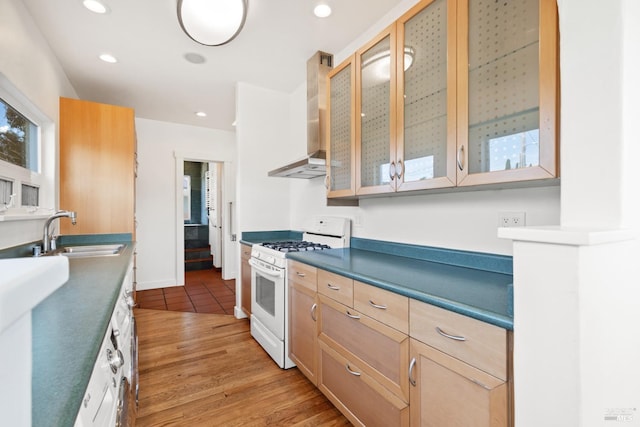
[268,51,333,179]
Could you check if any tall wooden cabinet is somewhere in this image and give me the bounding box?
[59,97,136,236]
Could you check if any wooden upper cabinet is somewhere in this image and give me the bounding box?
[355,24,397,196]
[326,0,558,200]
[326,56,357,198]
[396,0,457,192]
[456,0,558,186]
[59,97,136,236]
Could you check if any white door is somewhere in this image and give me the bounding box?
[206,164,222,268]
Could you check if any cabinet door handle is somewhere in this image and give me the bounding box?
[389,161,396,181]
[324,174,330,190]
[409,357,417,386]
[296,271,306,277]
[435,326,467,341]
[368,300,387,310]
[346,364,361,376]
[457,145,465,171]
[345,310,360,320]
[396,159,404,180]
[310,303,317,321]
[326,283,340,291]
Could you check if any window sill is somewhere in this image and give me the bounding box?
[0,209,54,222]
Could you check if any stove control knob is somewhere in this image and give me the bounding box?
[125,295,137,309]
[107,348,125,374]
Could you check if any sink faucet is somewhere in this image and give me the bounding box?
[43,210,77,253]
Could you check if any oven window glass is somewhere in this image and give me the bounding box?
[255,274,276,316]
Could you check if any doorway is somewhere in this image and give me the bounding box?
[183,161,220,271]
[174,152,235,283]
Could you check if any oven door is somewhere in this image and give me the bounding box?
[249,257,286,340]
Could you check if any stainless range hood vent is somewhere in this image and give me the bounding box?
[268,51,333,179]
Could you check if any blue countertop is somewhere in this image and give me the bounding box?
[287,248,513,330]
[245,233,514,330]
[9,235,134,427]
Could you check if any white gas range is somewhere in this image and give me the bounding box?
[249,216,351,368]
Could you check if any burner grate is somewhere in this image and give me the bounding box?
[261,241,331,252]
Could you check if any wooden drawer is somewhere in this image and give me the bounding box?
[318,269,353,307]
[410,299,507,380]
[288,260,317,292]
[318,341,409,427]
[319,295,409,401]
[354,281,409,334]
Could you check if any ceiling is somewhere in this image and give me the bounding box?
[22,0,405,132]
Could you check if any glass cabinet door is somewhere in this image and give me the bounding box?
[457,0,558,186]
[327,57,356,198]
[356,25,397,195]
[396,0,457,192]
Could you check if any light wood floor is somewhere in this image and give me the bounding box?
[134,308,351,427]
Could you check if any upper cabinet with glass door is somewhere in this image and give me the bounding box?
[395,0,457,192]
[456,0,558,186]
[326,56,357,199]
[355,24,397,196]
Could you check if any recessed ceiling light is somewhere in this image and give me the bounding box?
[195,112,207,117]
[83,0,109,14]
[313,4,332,18]
[99,53,117,63]
[184,52,206,64]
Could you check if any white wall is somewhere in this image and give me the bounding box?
[235,83,293,233]
[0,0,77,250]
[135,118,235,290]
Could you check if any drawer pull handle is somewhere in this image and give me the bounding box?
[326,283,340,291]
[346,364,361,376]
[409,357,417,387]
[345,310,360,320]
[296,271,306,277]
[436,326,467,342]
[368,300,387,310]
[310,303,317,321]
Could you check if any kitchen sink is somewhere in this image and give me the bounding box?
[53,244,125,258]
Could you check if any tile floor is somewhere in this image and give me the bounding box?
[136,268,236,315]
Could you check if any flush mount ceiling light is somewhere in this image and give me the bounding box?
[83,0,109,14]
[313,4,332,18]
[177,0,248,46]
[99,53,117,63]
[195,111,207,117]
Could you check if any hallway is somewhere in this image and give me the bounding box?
[136,269,236,314]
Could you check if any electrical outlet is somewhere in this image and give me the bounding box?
[354,215,363,227]
[499,212,526,228]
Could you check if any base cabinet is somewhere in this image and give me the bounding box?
[288,260,319,384]
[240,243,252,316]
[409,338,507,427]
[291,264,511,427]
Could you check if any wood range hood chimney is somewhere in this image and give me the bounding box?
[268,51,333,179]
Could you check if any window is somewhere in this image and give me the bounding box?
[0,73,52,216]
[0,98,38,172]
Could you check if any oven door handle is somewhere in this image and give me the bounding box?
[249,258,284,278]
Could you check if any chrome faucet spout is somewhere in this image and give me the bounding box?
[42,210,77,254]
